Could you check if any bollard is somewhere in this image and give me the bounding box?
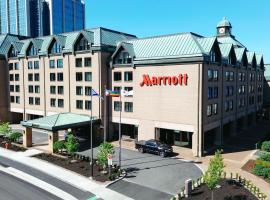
[185,179,192,198]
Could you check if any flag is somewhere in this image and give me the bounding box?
[105,89,120,97]
[121,89,134,97]
[91,89,104,99]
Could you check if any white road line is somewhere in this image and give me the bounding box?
[0,165,78,200]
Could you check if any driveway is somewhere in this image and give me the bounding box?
[79,147,202,200]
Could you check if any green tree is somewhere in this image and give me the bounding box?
[53,140,66,154]
[203,150,225,200]
[0,122,12,136]
[97,142,115,168]
[65,135,79,155]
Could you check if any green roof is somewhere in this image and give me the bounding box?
[234,47,246,62]
[217,36,245,48]
[265,64,270,81]
[246,51,256,64]
[219,43,233,58]
[217,17,232,28]
[21,113,97,131]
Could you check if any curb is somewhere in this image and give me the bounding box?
[104,170,127,188]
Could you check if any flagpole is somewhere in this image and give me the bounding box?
[119,93,122,169]
[90,91,94,178]
[104,85,107,143]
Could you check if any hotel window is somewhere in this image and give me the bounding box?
[114,72,122,81]
[75,37,90,51]
[114,101,122,111]
[85,101,92,110]
[14,63,19,70]
[29,97,34,105]
[76,86,83,95]
[76,72,83,81]
[76,58,82,67]
[85,72,92,82]
[57,59,63,68]
[50,98,56,107]
[115,52,132,64]
[50,41,62,54]
[34,61,39,69]
[28,86,33,93]
[35,97,40,105]
[50,86,56,94]
[50,73,56,81]
[28,74,33,81]
[229,100,233,110]
[212,104,218,115]
[57,73,63,81]
[207,105,212,116]
[85,87,92,96]
[58,86,64,94]
[28,61,33,69]
[10,96,15,103]
[9,47,18,58]
[213,70,218,81]
[10,85,14,92]
[225,71,230,81]
[208,87,213,99]
[15,74,19,81]
[76,100,83,109]
[114,87,121,93]
[124,72,133,82]
[58,99,64,108]
[27,45,38,56]
[15,96,20,104]
[49,60,55,68]
[10,74,14,81]
[34,73,40,81]
[213,87,218,98]
[9,63,13,71]
[124,102,133,112]
[15,85,20,92]
[230,72,234,81]
[210,51,216,62]
[224,101,229,112]
[84,57,92,67]
[208,70,213,81]
[35,86,40,93]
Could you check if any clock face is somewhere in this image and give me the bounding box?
[219,28,225,34]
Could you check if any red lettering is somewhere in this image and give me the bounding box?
[172,76,178,85]
[152,77,158,85]
[157,77,162,85]
[183,74,188,86]
[178,74,183,85]
[140,75,152,87]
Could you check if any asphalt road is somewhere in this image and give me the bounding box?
[0,170,62,200]
[14,129,49,145]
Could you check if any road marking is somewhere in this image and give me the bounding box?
[0,165,78,200]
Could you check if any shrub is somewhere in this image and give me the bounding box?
[255,159,270,168]
[261,141,270,152]
[0,122,12,136]
[53,140,66,153]
[65,135,79,155]
[97,142,115,168]
[259,152,270,162]
[7,131,22,142]
[252,165,266,176]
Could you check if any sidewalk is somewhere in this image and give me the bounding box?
[0,148,133,200]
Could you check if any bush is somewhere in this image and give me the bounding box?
[256,159,270,168]
[252,165,270,178]
[97,142,115,168]
[7,132,22,142]
[259,152,270,162]
[65,135,79,155]
[261,141,270,152]
[53,140,66,153]
[0,122,12,136]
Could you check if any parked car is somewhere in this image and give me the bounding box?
[135,139,173,157]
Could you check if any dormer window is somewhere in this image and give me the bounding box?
[210,50,216,62]
[228,55,232,65]
[49,40,62,54]
[115,51,132,64]
[75,36,90,51]
[8,46,18,58]
[27,44,38,56]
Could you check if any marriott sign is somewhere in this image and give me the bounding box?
[140,74,188,87]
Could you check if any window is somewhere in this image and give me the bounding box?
[49,60,55,68]
[229,100,233,110]
[212,104,218,115]
[84,57,91,67]
[57,59,63,68]
[15,96,20,104]
[114,87,121,93]
[15,74,19,81]
[208,70,213,81]
[207,105,212,116]
[34,61,39,69]
[27,44,38,56]
[35,97,40,105]
[50,98,56,107]
[10,74,14,81]
[225,71,230,81]
[58,99,64,108]
[28,74,33,81]
[76,72,83,81]
[50,41,62,54]
[230,72,234,81]
[76,100,83,109]
[50,86,56,94]
[85,87,92,96]
[115,52,132,64]
[225,101,229,112]
[10,85,14,92]
[124,72,133,82]
[50,73,55,81]
[124,87,133,92]
[15,85,20,92]
[34,73,40,81]
[14,63,19,70]
[35,86,40,93]
[28,61,33,69]
[208,87,213,99]
[58,86,64,94]
[9,63,13,71]
[213,70,218,81]
[75,37,90,51]
[114,72,121,81]
[213,87,218,98]
[85,101,91,110]
[85,72,92,81]
[76,86,83,95]
[124,102,133,112]
[114,101,122,111]
[57,73,63,81]
[10,96,15,103]
[210,51,216,62]
[76,58,82,67]
[29,97,34,105]
[28,86,33,93]
[9,47,18,58]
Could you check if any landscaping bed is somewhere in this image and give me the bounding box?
[0,137,26,152]
[33,153,121,182]
[184,179,258,200]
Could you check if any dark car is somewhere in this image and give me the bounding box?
[135,139,173,157]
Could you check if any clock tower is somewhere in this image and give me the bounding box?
[216,17,232,37]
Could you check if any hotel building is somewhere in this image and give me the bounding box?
[0,18,265,156]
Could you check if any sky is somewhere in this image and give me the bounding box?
[85,0,270,63]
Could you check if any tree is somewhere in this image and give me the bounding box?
[203,149,225,200]
[8,132,22,142]
[53,140,66,154]
[65,135,79,155]
[0,122,12,136]
[97,142,115,168]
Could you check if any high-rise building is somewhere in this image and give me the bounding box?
[0,0,85,37]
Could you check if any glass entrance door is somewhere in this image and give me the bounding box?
[174,131,192,148]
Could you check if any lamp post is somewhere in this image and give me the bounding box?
[90,92,94,178]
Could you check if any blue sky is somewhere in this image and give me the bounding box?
[85,0,270,63]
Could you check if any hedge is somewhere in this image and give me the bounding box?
[261,141,270,152]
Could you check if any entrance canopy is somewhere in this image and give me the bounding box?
[21,112,98,131]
